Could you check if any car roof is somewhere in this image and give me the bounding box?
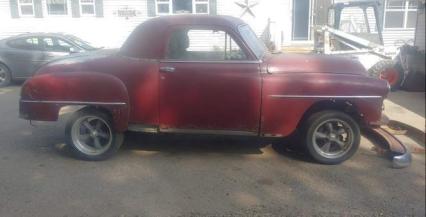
[121,15,248,59]
[3,32,71,41]
[143,14,247,30]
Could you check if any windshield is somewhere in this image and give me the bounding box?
[238,25,268,60]
[65,35,97,50]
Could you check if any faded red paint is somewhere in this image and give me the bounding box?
[158,61,261,132]
[20,15,389,136]
[266,53,367,75]
[260,69,387,136]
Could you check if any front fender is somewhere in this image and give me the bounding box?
[260,73,388,136]
[20,71,130,132]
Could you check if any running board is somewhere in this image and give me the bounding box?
[128,124,159,133]
[127,124,257,136]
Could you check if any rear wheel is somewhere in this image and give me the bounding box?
[303,111,361,164]
[65,108,124,161]
[368,60,403,91]
[0,63,11,87]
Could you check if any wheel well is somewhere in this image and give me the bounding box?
[0,61,10,70]
[0,61,12,80]
[0,61,11,73]
[298,100,365,128]
[86,106,112,117]
[59,105,113,120]
[57,102,129,133]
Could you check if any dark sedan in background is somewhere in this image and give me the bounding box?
[0,33,99,87]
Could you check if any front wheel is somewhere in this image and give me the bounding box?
[303,111,361,164]
[65,108,124,161]
[0,63,11,87]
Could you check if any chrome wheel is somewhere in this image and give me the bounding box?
[312,119,354,159]
[71,116,113,156]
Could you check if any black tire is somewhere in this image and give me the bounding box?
[0,63,11,87]
[368,60,404,91]
[302,110,361,165]
[65,108,124,161]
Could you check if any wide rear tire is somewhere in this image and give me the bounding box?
[303,111,361,165]
[65,108,124,161]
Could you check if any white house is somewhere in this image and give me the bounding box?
[414,0,425,50]
[0,0,421,51]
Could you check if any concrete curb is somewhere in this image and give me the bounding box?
[388,120,425,143]
[384,100,425,133]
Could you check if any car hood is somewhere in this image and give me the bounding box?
[265,53,367,75]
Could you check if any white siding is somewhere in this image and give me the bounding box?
[1,0,418,51]
[383,29,415,48]
[0,0,11,19]
[216,0,291,47]
[0,0,313,49]
[0,0,150,48]
[414,1,425,50]
[0,0,293,48]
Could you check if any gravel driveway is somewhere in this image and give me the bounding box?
[0,86,424,217]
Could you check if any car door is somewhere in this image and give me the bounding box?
[3,37,45,78]
[159,27,262,134]
[41,37,77,63]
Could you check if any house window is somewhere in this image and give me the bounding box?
[18,0,34,16]
[384,0,417,29]
[194,0,208,14]
[155,0,209,15]
[156,0,171,15]
[80,0,95,15]
[47,0,68,15]
[173,0,192,14]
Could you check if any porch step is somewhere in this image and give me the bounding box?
[281,45,314,53]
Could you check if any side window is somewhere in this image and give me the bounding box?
[8,37,40,50]
[166,28,247,61]
[42,37,73,52]
[339,7,377,33]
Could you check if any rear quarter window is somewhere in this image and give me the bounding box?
[7,37,40,50]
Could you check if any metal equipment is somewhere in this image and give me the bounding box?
[313,0,418,90]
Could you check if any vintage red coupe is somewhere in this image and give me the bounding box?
[20,15,390,163]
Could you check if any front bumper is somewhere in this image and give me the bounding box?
[365,127,412,169]
[393,149,412,169]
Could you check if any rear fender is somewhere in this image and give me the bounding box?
[20,71,130,132]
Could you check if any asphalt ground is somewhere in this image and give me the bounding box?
[0,85,424,217]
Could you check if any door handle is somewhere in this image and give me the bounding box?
[159,66,175,73]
